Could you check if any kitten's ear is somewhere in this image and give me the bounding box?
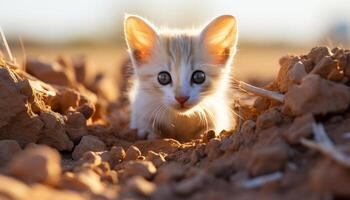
[124,15,159,64]
[200,15,238,64]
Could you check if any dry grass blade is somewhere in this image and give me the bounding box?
[300,123,350,168]
[238,81,285,103]
[0,27,15,64]
[240,172,283,189]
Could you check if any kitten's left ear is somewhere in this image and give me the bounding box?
[124,15,159,64]
[200,15,238,64]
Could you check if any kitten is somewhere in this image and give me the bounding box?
[124,14,238,140]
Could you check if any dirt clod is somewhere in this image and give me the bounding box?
[125,145,141,161]
[72,135,106,160]
[123,160,157,179]
[9,145,61,184]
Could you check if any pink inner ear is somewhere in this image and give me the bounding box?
[132,49,152,65]
[207,47,231,65]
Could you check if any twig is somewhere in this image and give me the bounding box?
[0,27,15,64]
[240,172,283,189]
[238,81,285,103]
[300,123,350,168]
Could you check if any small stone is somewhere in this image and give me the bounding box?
[109,146,126,166]
[311,56,337,78]
[146,150,166,167]
[78,151,102,167]
[72,135,106,160]
[59,169,104,194]
[124,160,157,179]
[9,145,61,184]
[203,130,216,143]
[65,111,87,142]
[125,145,141,161]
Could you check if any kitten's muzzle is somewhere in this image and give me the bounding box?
[175,96,190,105]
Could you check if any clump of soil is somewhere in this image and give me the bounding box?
[1,46,350,200]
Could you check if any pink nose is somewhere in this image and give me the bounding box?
[175,96,189,104]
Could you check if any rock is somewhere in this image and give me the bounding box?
[9,145,61,184]
[59,169,104,194]
[154,162,185,184]
[202,130,216,143]
[38,111,74,151]
[311,56,337,79]
[283,74,350,116]
[123,160,157,179]
[0,140,22,166]
[276,55,300,92]
[72,135,106,160]
[283,114,315,144]
[256,108,283,130]
[276,60,307,93]
[26,57,76,87]
[125,145,141,161]
[108,146,126,167]
[204,138,223,161]
[65,111,87,142]
[248,144,288,176]
[146,151,166,167]
[78,151,102,167]
[307,46,331,66]
[287,61,307,84]
[0,66,44,147]
[126,176,156,197]
[0,174,29,200]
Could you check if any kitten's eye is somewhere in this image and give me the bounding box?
[157,71,172,85]
[191,70,206,84]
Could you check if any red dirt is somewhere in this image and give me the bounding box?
[1,46,350,200]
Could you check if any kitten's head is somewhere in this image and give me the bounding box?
[124,14,238,113]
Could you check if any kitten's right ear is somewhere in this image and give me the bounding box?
[124,15,159,64]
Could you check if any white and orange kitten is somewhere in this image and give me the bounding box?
[124,14,238,140]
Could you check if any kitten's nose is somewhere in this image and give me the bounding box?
[175,96,189,104]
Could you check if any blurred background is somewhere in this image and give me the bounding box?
[1,0,350,83]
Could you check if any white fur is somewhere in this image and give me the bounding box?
[125,15,238,140]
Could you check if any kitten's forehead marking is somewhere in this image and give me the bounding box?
[164,33,194,72]
[164,34,194,93]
